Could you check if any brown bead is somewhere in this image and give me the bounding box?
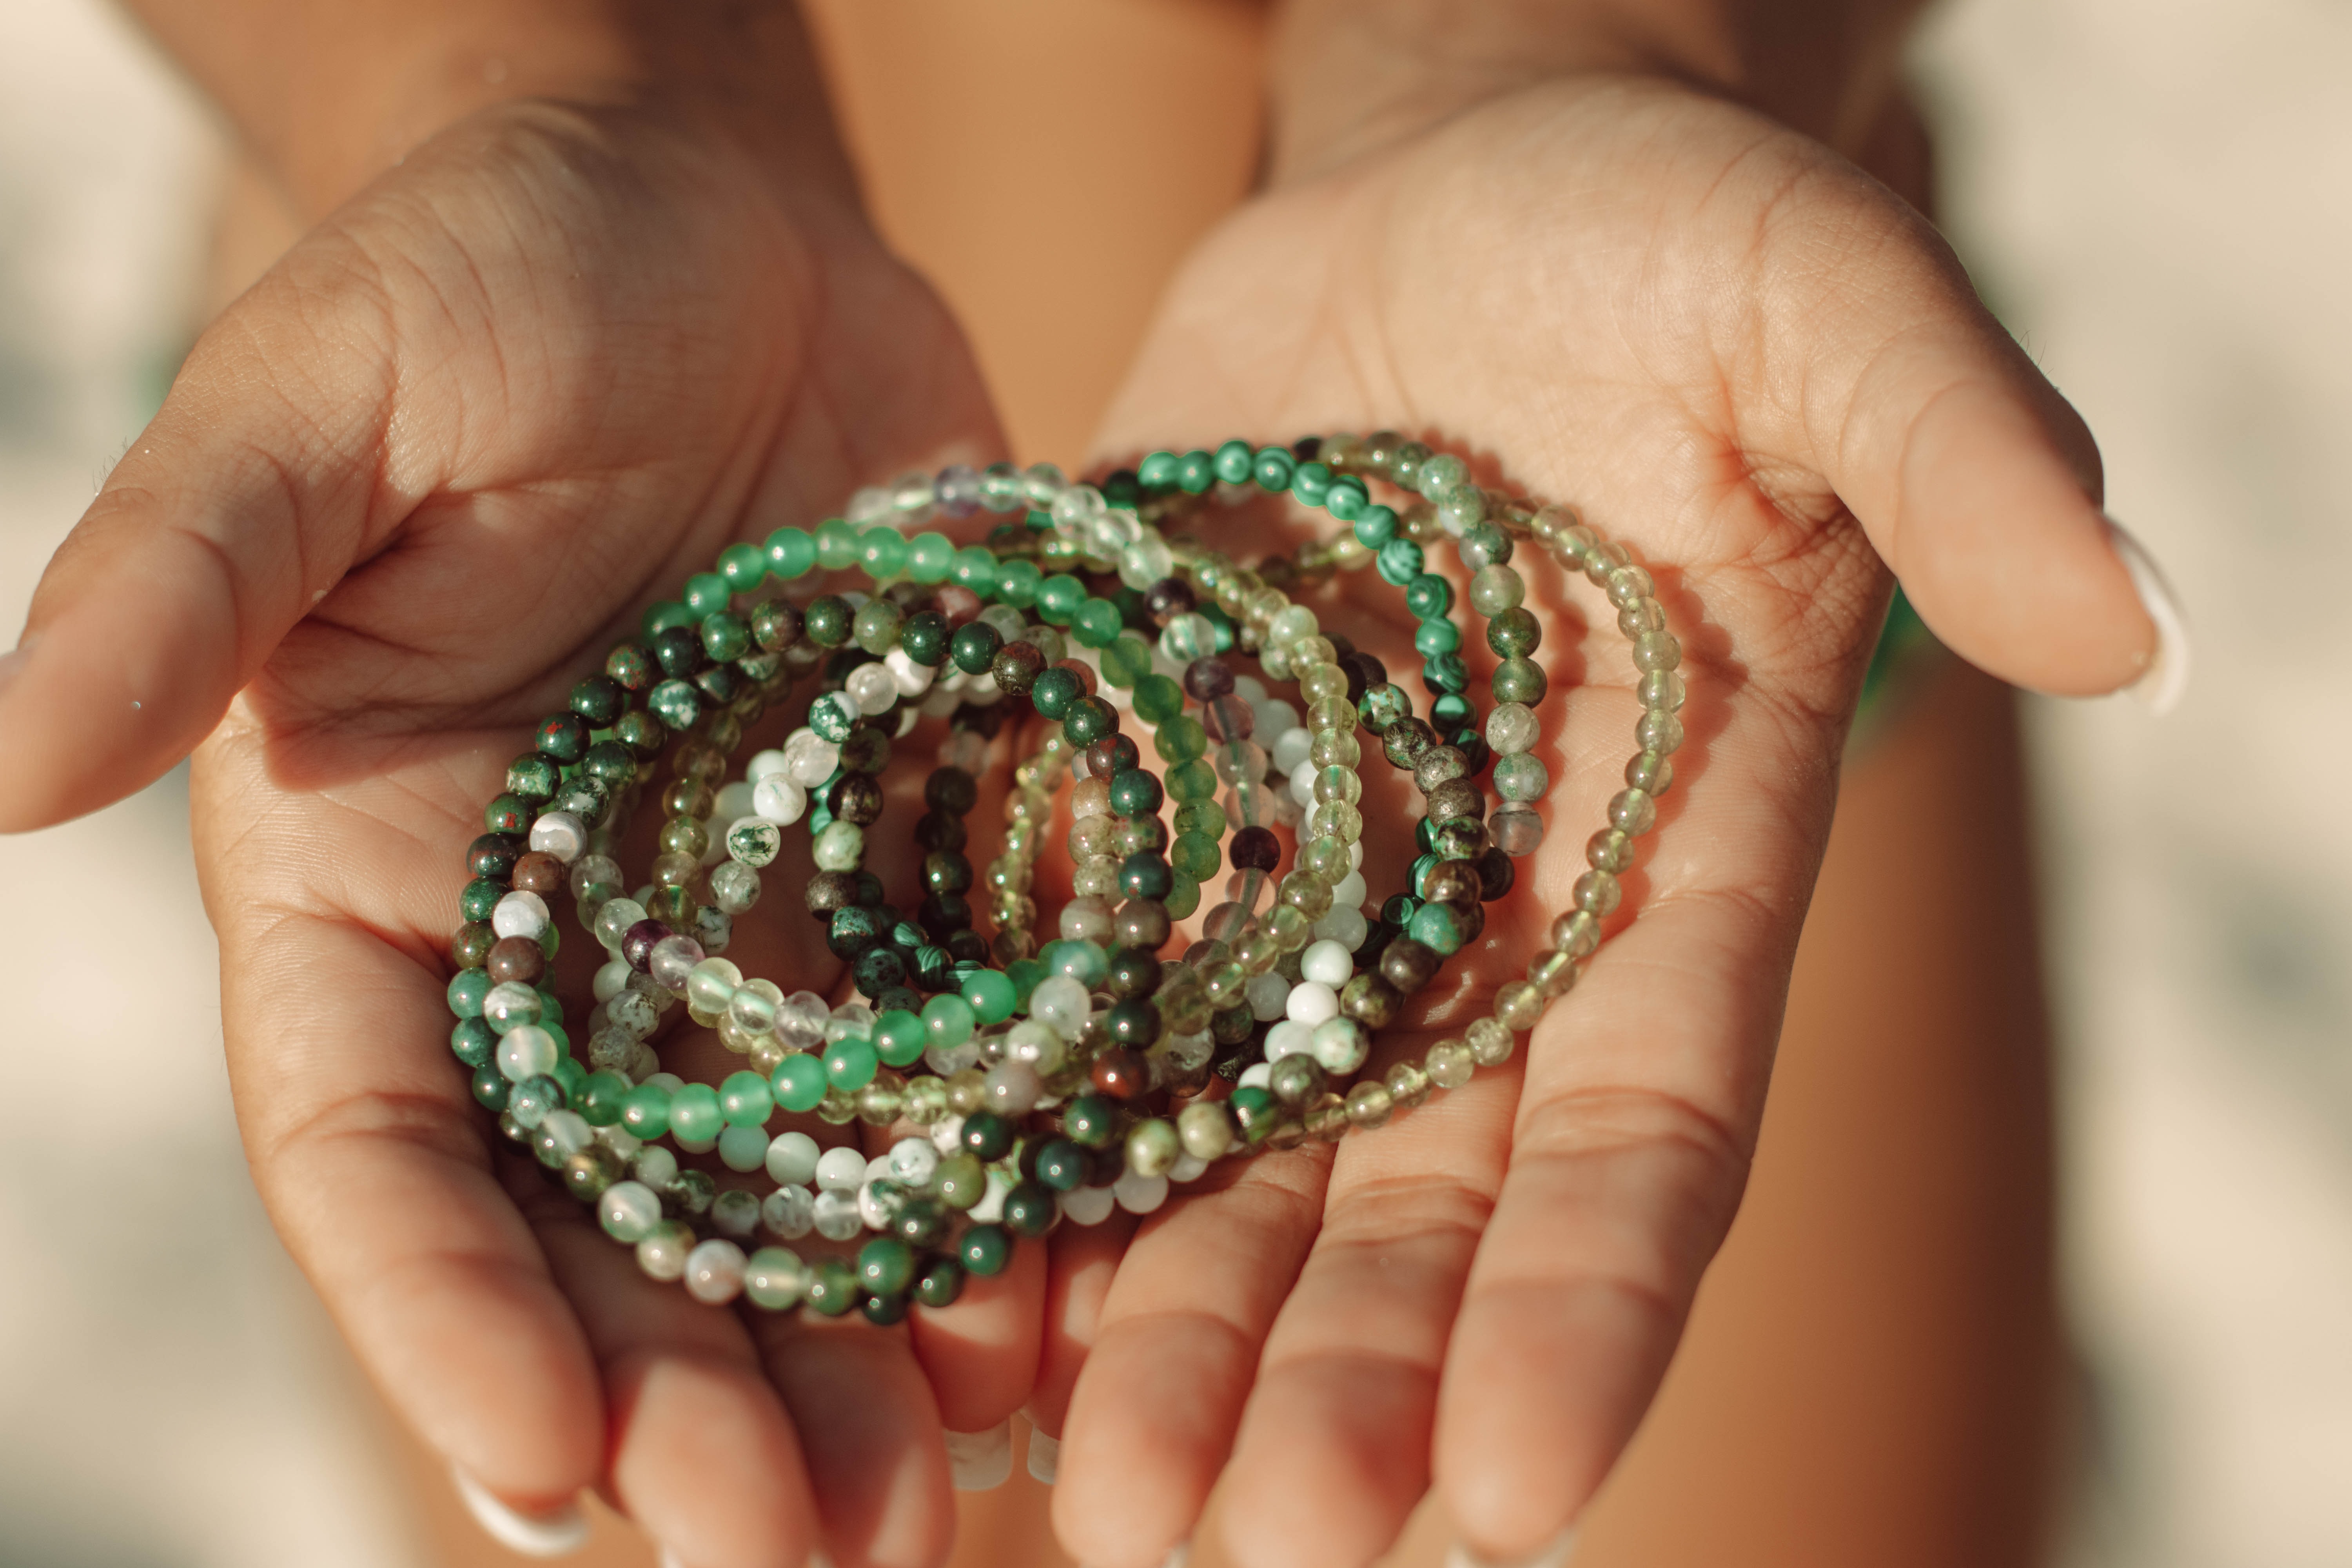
[1413,746,1470,792]
[1379,938,1440,995]
[1053,658,1098,696]
[510,852,566,895]
[1421,860,1484,909]
[839,727,891,775]
[1339,972,1401,1027]
[452,921,495,970]
[935,584,982,625]
[805,870,860,918]
[1090,1047,1151,1102]
[1114,898,1172,953]
[1424,777,1484,824]
[991,641,1045,694]
[661,779,712,819]
[828,774,886,826]
[486,935,545,985]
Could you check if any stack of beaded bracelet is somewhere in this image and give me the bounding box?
[442,436,1685,1324]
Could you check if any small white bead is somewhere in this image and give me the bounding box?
[1286,980,1339,1026]
[1271,725,1314,774]
[1330,870,1368,910]
[1290,758,1317,807]
[752,775,807,826]
[592,960,633,1004]
[1169,1152,1208,1185]
[1237,1061,1274,1089]
[766,1131,821,1186]
[490,890,550,941]
[683,1240,747,1304]
[1060,1185,1117,1226]
[1113,1170,1169,1214]
[885,647,936,696]
[929,1114,967,1155]
[713,780,756,822]
[747,748,791,781]
[1232,675,1268,705]
[815,1146,868,1191]
[1300,939,1353,988]
[528,811,587,864]
[858,1180,895,1230]
[846,662,898,715]
[1245,970,1290,1022]
[811,1188,864,1241]
[1265,1019,1316,1061]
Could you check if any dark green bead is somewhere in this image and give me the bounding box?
[692,663,741,706]
[470,1065,511,1111]
[1431,692,1475,730]
[1353,503,1398,548]
[1001,1182,1057,1238]
[899,611,949,667]
[949,621,1001,675]
[613,710,664,757]
[458,878,505,924]
[804,1258,859,1317]
[700,611,751,662]
[803,595,852,647]
[1413,619,1461,657]
[682,572,731,615]
[1359,683,1411,733]
[859,1291,908,1327]
[483,794,530,834]
[960,1224,1013,1277]
[1107,767,1163,817]
[1062,696,1117,748]
[1292,460,1331,505]
[1423,654,1470,695]
[1062,1094,1120,1149]
[858,1236,916,1296]
[765,526,817,579]
[1105,999,1161,1050]
[568,675,625,725]
[1133,674,1184,724]
[1176,449,1216,494]
[651,626,707,678]
[1035,574,1086,626]
[1034,1140,1087,1192]
[1492,657,1548,705]
[604,642,656,692]
[1377,539,1425,586]
[914,1254,965,1308]
[1404,573,1454,620]
[446,968,492,1018]
[533,712,588,764]
[466,832,523,880]
[504,755,557,801]
[640,601,694,638]
[1486,607,1541,658]
[1029,666,1080,720]
[450,1016,498,1068]
[1325,476,1369,520]
[1200,603,1237,651]
[1118,852,1174,901]
[961,1111,1015,1162]
[852,598,904,655]
[578,1070,631,1126]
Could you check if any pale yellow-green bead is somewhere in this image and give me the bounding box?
[1466,1016,1515,1067]
[1572,869,1622,916]
[1494,981,1546,1032]
[1529,949,1580,998]
[1344,1080,1394,1130]
[1386,1059,1433,1111]
[1587,827,1636,873]
[1425,1038,1476,1089]
[1608,788,1658,835]
[1178,1100,1236,1160]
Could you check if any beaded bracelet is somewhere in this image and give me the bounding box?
[442,439,1685,1323]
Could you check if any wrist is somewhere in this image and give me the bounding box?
[1266,0,1925,181]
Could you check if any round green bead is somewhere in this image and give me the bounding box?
[1154,713,1207,762]
[914,1255,965,1308]
[471,1066,511,1111]
[922,993,978,1049]
[994,558,1041,609]
[1407,901,1465,955]
[578,1070,630,1126]
[483,794,531,834]
[1405,573,1453,620]
[717,541,766,592]
[1071,598,1123,648]
[1494,751,1550,802]
[813,517,861,570]
[1492,657,1548,705]
[765,526,816,579]
[682,572,730,615]
[1353,504,1398,548]
[907,531,957,583]
[1100,635,1152,688]
[719,1071,775,1127]
[1138,450,1180,486]
[619,1083,671,1139]
[857,1237,916,1296]
[960,1223,1013,1276]
[1062,697,1117,748]
[960,1110,1015,1161]
[824,1036,879,1091]
[875,1009,928,1067]
[1170,831,1221,882]
[641,600,694,638]
[446,968,492,1018]
[1165,757,1219,803]
[1062,1094,1119,1149]
[1377,539,1425,586]
[804,1257,860,1316]
[1001,1182,1057,1238]
[900,611,949,667]
[1030,667,1080,720]
[667,1083,722,1142]
[1134,675,1185,725]
[951,546,998,597]
[1107,767,1163,816]
[1486,606,1541,658]
[1252,445,1296,492]
[852,598,905,655]
[772,1054,828,1113]
[859,525,909,580]
[1213,439,1255,484]
[1034,1140,1087,1192]
[961,969,1018,1025]
[1414,619,1461,657]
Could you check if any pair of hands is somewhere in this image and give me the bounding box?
[0,44,2158,1568]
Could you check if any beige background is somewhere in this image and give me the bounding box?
[0,0,2345,1564]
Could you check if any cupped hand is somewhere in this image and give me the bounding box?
[1042,74,2162,1568]
[2,100,1030,1568]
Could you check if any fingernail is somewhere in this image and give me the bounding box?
[1082,1546,1188,1568]
[1446,1526,1577,1568]
[660,1550,686,1568]
[2104,517,2190,716]
[1026,1426,1060,1485]
[945,1420,1014,1491]
[450,1466,590,1557]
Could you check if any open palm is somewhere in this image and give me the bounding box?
[7,101,1029,1568]
[1044,76,2154,1568]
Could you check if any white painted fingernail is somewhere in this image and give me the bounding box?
[1026,1426,1060,1485]
[1447,1526,1577,1568]
[659,1550,686,1568]
[2105,518,2190,715]
[450,1467,590,1557]
[945,1420,1014,1491]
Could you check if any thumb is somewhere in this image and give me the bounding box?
[1780,203,2184,707]
[0,254,397,830]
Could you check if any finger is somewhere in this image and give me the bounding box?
[1214,1063,1520,1568]
[532,1194,819,1568]
[0,238,408,830]
[906,1204,1048,1435]
[1024,1207,1136,1444]
[750,1312,957,1568]
[1052,1151,1331,1568]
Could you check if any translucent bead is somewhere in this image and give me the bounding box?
[761,1184,816,1240]
[529,811,588,864]
[648,934,704,994]
[684,956,742,1016]
[1572,869,1622,916]
[810,1189,863,1241]
[718,1125,770,1172]
[1466,565,1524,615]
[1490,803,1545,857]
[1312,1017,1368,1074]
[1344,1080,1394,1129]
[496,1024,559,1083]
[1386,1059,1432,1110]
[1633,630,1682,672]
[1310,729,1361,768]
[636,1222,693,1281]
[744,1247,807,1310]
[491,890,550,941]
[599,1181,662,1242]
[1608,788,1658,834]
[1467,1016,1516,1067]
[1028,976,1090,1035]
[1485,702,1539,755]
[1425,1038,1475,1089]
[983,1061,1043,1116]
[1158,613,1219,662]
[782,729,840,786]
[1494,982,1547,1032]
[1310,904,1369,950]
[1118,533,1176,589]
[846,662,898,715]
[1494,753,1549,802]
[1246,970,1290,1022]
[1637,710,1685,754]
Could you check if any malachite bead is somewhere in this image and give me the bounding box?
[1138,450,1180,486]
[772,1054,828,1113]
[1377,539,1426,586]
[959,1223,1013,1276]
[1404,573,1453,620]
[765,526,816,579]
[1353,504,1398,548]
[824,1035,880,1091]
[1252,446,1296,492]
[1413,619,1461,657]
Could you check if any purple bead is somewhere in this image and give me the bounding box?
[1183,658,1234,702]
[1204,695,1254,743]
[622,919,672,972]
[936,464,982,517]
[1230,826,1281,872]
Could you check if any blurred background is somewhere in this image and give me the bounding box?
[1,0,2345,1565]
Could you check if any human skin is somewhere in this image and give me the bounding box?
[0,2,2158,1568]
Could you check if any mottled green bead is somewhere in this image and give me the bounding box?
[1377,539,1426,586]
[1486,606,1541,658]
[852,598,904,655]
[578,1069,630,1125]
[699,611,751,662]
[1129,673,1182,725]
[450,1015,498,1067]
[949,621,1001,675]
[1001,1182,1057,1238]
[1494,752,1550,802]
[993,557,1041,609]
[1166,758,1220,804]
[960,1223,1013,1276]
[857,1236,916,1296]
[1252,445,1296,492]
[1100,635,1152,689]
[1172,796,1226,840]
[804,1256,859,1316]
[1062,696,1117,748]
[914,1255,964,1308]
[1492,657,1548,705]
[801,595,849,648]
[765,526,816,579]
[1154,713,1207,762]
[1029,666,1080,720]
[1407,902,1465,955]
[458,877,505,924]
[604,641,656,692]
[648,679,701,730]
[483,794,531,834]
[1034,1139,1087,1191]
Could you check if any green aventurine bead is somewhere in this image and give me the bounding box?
[1072,598,1123,648]
[765,526,816,579]
[1165,757,1219,803]
[914,1255,965,1308]
[1174,799,1227,840]
[959,1223,1013,1276]
[641,601,694,638]
[682,573,730,615]
[450,1016,498,1067]
[824,1036,879,1091]
[446,968,493,1018]
[908,532,957,582]
[951,546,998,597]
[994,558,1042,608]
[1100,636,1152,688]
[667,1083,722,1142]
[718,541,766,592]
[961,969,1017,1024]
[858,1237,916,1296]
[875,1010,928,1067]
[620,1083,672,1139]
[719,1071,774,1127]
[804,1257,860,1316]
[1036,574,1086,626]
[578,1070,630,1125]
[923,993,978,1049]
[814,517,861,570]
[859,525,908,579]
[773,1054,828,1112]
[1134,675,1184,724]
[1171,832,1221,882]
[936,1151,986,1209]
[1154,713,1207,762]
